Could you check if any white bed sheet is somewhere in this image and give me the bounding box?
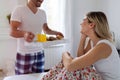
[3,72,47,80]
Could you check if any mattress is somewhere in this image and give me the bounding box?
[3,72,47,80]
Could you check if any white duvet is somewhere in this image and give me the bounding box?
[3,73,47,80]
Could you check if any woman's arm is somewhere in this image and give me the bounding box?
[63,43,112,71]
[62,52,73,69]
[77,34,91,57]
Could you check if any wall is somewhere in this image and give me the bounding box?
[0,0,16,68]
[0,38,17,68]
[106,0,120,49]
[0,0,27,68]
[71,0,120,55]
[0,0,17,28]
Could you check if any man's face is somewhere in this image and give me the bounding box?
[32,0,43,7]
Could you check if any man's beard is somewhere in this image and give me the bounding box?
[32,0,42,7]
[36,4,41,7]
[36,1,42,7]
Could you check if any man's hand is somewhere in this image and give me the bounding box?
[24,32,35,42]
[56,32,64,39]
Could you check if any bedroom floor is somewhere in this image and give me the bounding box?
[0,68,15,80]
[0,71,5,80]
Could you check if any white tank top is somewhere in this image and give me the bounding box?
[94,40,120,80]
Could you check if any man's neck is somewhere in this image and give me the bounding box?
[27,2,38,14]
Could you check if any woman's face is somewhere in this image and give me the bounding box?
[80,17,91,34]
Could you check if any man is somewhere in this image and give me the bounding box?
[10,0,64,75]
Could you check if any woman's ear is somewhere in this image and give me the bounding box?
[89,23,95,28]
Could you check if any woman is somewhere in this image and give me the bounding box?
[42,11,120,80]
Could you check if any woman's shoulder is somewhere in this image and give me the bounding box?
[94,40,113,58]
[96,39,115,53]
[97,39,113,46]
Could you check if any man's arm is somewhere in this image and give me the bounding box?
[10,21,25,38]
[10,21,35,42]
[43,23,64,37]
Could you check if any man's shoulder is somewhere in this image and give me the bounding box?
[15,5,26,10]
[38,9,46,14]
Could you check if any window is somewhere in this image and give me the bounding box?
[41,0,65,35]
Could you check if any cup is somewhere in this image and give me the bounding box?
[36,33,47,42]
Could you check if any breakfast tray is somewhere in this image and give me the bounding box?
[24,39,68,48]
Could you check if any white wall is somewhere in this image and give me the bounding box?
[0,0,27,68]
[0,38,17,68]
[71,0,120,56]
[0,0,17,28]
[105,0,120,49]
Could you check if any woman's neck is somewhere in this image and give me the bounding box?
[88,33,102,46]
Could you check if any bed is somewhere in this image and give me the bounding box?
[3,72,47,80]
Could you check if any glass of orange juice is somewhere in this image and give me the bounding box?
[37,33,46,42]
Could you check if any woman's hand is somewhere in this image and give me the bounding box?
[80,32,87,40]
[62,52,72,60]
[62,52,73,68]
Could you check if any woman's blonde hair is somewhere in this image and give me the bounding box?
[86,11,113,42]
